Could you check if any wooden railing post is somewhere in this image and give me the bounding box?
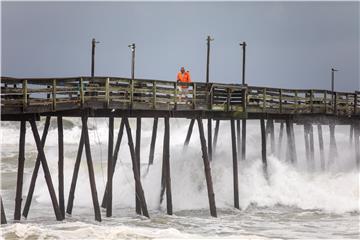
[174,82,177,109]
[105,77,110,108]
[52,79,56,111]
[80,78,84,108]
[262,88,266,111]
[294,90,298,113]
[193,83,197,110]
[354,92,358,115]
[334,92,337,115]
[22,79,28,111]
[227,88,231,112]
[324,91,327,113]
[310,90,313,113]
[279,89,283,113]
[242,87,247,113]
[208,84,213,110]
[152,81,157,109]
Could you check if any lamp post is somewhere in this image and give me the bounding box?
[91,38,100,78]
[206,35,214,84]
[128,43,136,80]
[239,41,247,85]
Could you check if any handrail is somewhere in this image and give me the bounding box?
[1,76,359,116]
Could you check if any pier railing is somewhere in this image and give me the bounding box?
[1,76,359,116]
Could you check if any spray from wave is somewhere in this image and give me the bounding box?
[1,117,359,215]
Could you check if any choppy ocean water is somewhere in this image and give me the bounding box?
[1,117,359,239]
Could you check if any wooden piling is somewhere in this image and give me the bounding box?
[277,122,284,158]
[163,117,172,214]
[81,115,102,222]
[66,131,84,214]
[285,120,297,164]
[268,119,275,154]
[260,119,268,177]
[1,197,6,224]
[329,124,338,165]
[241,119,247,161]
[29,119,63,221]
[197,118,217,217]
[317,125,325,171]
[22,116,51,218]
[57,116,65,218]
[148,117,158,165]
[350,124,354,146]
[309,124,315,170]
[230,119,239,209]
[135,117,142,215]
[236,120,241,160]
[213,120,220,154]
[106,117,114,217]
[184,119,195,148]
[101,118,124,208]
[208,118,213,161]
[354,123,360,169]
[304,124,310,165]
[123,118,149,217]
[14,121,26,221]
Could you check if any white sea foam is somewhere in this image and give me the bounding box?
[1,117,357,215]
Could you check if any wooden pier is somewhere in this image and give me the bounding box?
[1,76,359,223]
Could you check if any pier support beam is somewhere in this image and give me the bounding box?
[304,125,310,166]
[148,117,158,165]
[29,119,63,221]
[241,119,247,161]
[123,118,149,217]
[160,117,172,214]
[14,121,26,221]
[317,125,325,171]
[260,119,268,177]
[236,120,241,160]
[101,118,124,209]
[309,124,315,170]
[213,120,220,154]
[106,117,114,217]
[135,117,142,215]
[197,118,217,217]
[230,120,239,209]
[208,118,213,161]
[57,116,65,219]
[277,122,284,158]
[350,124,354,146]
[66,131,84,215]
[266,119,275,154]
[1,197,6,224]
[184,119,195,148]
[285,120,297,164]
[354,122,360,169]
[22,117,53,219]
[329,124,338,165]
[304,124,315,170]
[82,115,102,222]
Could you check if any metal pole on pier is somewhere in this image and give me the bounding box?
[129,43,136,80]
[240,41,247,85]
[91,38,99,78]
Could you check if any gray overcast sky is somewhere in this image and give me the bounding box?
[1,1,359,91]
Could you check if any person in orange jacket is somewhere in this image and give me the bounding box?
[177,67,192,102]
